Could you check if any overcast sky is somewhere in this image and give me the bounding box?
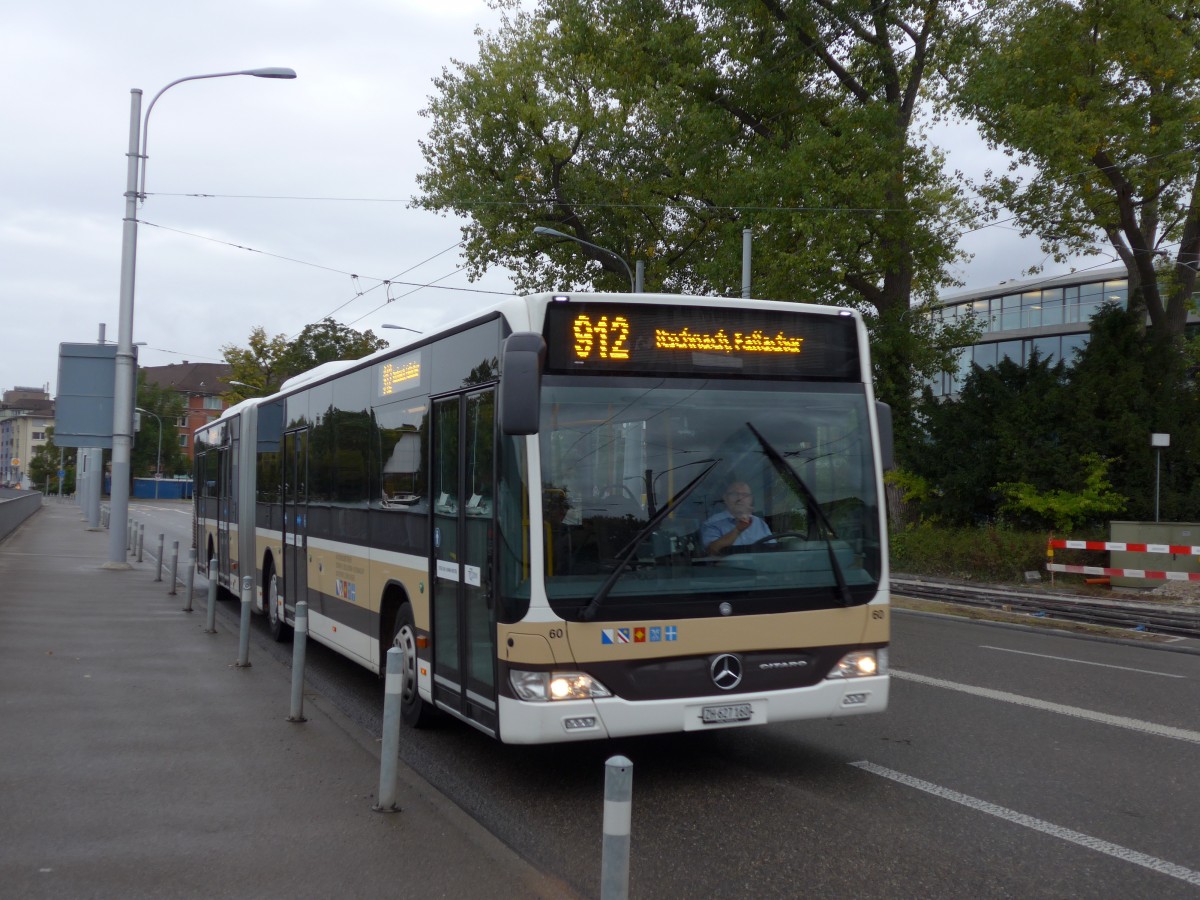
[1,0,1092,397]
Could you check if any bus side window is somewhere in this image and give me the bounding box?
[375,402,429,508]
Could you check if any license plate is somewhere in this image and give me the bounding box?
[701,703,753,724]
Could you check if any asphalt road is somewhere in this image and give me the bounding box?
[130,500,1200,898]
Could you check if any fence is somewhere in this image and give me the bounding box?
[0,491,44,543]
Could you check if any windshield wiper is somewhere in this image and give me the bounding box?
[744,422,854,607]
[578,458,721,622]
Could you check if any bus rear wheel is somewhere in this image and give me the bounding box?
[392,603,433,727]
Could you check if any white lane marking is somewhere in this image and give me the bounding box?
[892,670,1200,744]
[851,760,1200,887]
[979,645,1186,679]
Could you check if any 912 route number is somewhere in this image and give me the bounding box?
[573,314,630,361]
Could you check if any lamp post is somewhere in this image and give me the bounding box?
[533,226,637,292]
[135,407,163,498]
[105,68,296,568]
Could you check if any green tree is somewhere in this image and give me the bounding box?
[995,452,1126,533]
[910,350,1074,524]
[133,374,186,478]
[221,319,388,402]
[1061,303,1200,521]
[947,0,1200,345]
[415,0,982,444]
[28,427,76,494]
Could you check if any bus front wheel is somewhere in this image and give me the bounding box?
[392,604,433,728]
[265,562,290,643]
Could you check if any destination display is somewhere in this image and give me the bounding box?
[376,351,423,399]
[542,302,860,379]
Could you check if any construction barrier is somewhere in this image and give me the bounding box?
[1046,538,1200,583]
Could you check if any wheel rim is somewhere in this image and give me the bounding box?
[268,573,281,626]
[393,624,419,704]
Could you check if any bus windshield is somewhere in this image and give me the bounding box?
[538,377,883,621]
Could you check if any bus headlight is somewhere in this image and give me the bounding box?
[509,670,613,702]
[826,648,887,679]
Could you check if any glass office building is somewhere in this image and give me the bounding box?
[929,265,1149,397]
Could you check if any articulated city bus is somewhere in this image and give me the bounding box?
[194,293,892,743]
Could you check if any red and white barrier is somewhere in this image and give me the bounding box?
[1048,539,1200,555]
[1046,537,1200,583]
[1046,563,1200,582]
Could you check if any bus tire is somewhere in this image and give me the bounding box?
[392,603,433,728]
[265,559,290,643]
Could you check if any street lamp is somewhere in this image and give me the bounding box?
[533,226,636,292]
[105,68,296,569]
[381,324,423,335]
[135,407,163,498]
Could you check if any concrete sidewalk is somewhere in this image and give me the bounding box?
[0,500,575,899]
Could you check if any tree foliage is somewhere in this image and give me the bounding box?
[28,427,75,494]
[909,304,1200,529]
[134,374,187,478]
[415,0,983,434]
[947,0,1200,343]
[996,453,1125,533]
[221,319,388,402]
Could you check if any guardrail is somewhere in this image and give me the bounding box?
[0,491,44,542]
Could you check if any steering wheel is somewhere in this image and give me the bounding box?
[751,531,808,547]
[600,484,639,503]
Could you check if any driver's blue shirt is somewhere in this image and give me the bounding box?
[700,510,772,552]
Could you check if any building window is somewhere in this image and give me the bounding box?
[202,395,223,410]
[1021,290,1043,329]
[179,434,189,448]
[1031,335,1060,363]
[176,416,188,428]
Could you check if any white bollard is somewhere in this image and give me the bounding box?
[287,602,308,723]
[183,548,197,612]
[204,559,218,634]
[236,575,253,668]
[373,646,404,813]
[601,755,634,900]
[168,541,179,595]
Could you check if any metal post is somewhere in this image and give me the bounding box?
[204,558,217,634]
[601,755,634,900]
[127,518,134,552]
[183,548,196,612]
[635,259,644,293]
[236,575,253,667]
[1155,447,1162,523]
[287,601,308,723]
[168,540,179,595]
[136,523,145,562]
[374,646,404,813]
[104,88,142,570]
[154,533,164,581]
[741,227,752,299]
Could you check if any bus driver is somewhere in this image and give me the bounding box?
[701,481,773,555]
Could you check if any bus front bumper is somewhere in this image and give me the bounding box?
[496,674,888,744]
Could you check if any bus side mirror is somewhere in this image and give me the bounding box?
[500,332,546,436]
[875,401,894,471]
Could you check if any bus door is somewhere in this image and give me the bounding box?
[282,429,309,616]
[216,446,232,587]
[431,388,498,734]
